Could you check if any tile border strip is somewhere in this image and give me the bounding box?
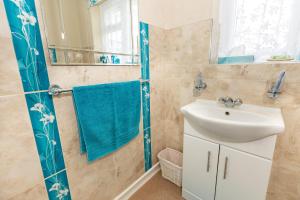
[140,22,152,171]
[3,0,71,199]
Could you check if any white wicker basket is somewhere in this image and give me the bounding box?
[158,148,183,187]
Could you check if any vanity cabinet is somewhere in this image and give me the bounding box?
[215,146,272,200]
[182,135,219,200]
[182,135,272,200]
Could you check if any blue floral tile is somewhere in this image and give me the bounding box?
[25,92,66,178]
[141,82,152,170]
[45,170,71,200]
[141,82,151,129]
[140,22,150,80]
[4,0,50,92]
[143,128,152,171]
[140,22,152,171]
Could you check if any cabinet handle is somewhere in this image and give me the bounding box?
[223,157,228,179]
[207,151,211,172]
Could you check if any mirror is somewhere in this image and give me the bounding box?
[210,0,300,64]
[40,0,139,66]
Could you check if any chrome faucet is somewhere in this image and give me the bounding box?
[267,71,286,99]
[218,97,243,108]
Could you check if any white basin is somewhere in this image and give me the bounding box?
[181,100,285,142]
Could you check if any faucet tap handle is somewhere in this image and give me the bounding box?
[233,98,243,106]
[218,97,227,104]
[218,96,233,103]
[226,96,233,102]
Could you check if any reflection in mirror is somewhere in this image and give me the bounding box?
[40,0,139,66]
[211,0,300,64]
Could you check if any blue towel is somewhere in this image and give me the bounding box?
[72,81,141,162]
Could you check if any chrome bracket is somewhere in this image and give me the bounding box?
[48,84,63,96]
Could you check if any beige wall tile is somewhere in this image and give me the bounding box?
[0,95,45,199]
[47,65,141,89]
[0,1,27,96]
[0,36,24,96]
[8,183,48,200]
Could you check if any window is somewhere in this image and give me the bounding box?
[218,0,300,63]
[99,0,132,54]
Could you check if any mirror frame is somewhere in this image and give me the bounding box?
[39,0,141,66]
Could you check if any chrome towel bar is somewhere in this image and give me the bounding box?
[48,79,150,96]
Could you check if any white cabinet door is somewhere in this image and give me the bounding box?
[215,146,272,200]
[182,135,219,200]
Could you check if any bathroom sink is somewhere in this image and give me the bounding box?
[181,100,285,142]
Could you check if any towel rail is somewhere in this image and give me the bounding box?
[48,79,150,96]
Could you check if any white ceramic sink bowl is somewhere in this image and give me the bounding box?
[181,100,285,142]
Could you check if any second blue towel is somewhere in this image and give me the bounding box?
[72,81,141,162]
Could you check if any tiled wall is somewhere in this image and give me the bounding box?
[3,0,71,199]
[140,23,153,170]
[0,0,163,200]
[0,0,48,198]
[149,20,300,200]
